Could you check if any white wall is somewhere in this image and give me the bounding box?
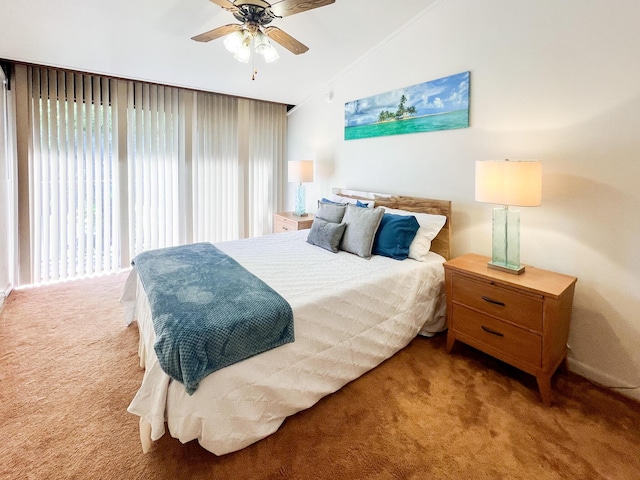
[287,0,640,401]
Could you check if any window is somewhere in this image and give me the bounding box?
[17,65,286,285]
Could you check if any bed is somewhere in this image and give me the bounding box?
[121,189,452,455]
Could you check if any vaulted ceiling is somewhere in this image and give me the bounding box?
[0,0,439,106]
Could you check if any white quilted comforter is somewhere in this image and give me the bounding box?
[123,230,446,455]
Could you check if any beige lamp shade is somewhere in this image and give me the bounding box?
[288,160,314,183]
[475,160,542,207]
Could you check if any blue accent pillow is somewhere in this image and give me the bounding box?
[372,214,420,260]
[320,197,345,205]
[356,200,370,208]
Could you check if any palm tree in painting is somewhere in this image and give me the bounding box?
[377,94,417,123]
[378,110,394,122]
[395,94,408,119]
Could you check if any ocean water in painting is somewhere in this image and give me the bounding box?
[344,71,470,140]
[345,109,469,140]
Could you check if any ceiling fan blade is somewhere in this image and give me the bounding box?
[208,0,240,13]
[264,26,309,54]
[269,0,335,18]
[192,24,242,42]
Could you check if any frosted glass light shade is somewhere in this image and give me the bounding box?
[254,32,269,51]
[260,44,279,63]
[234,43,251,63]
[224,31,245,53]
[254,32,279,63]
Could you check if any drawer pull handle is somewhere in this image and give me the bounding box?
[481,326,504,337]
[282,226,289,231]
[482,296,505,307]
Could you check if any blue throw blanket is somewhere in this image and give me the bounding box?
[132,243,294,395]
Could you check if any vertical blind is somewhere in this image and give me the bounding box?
[244,99,286,238]
[127,82,184,256]
[28,68,119,283]
[23,65,287,285]
[192,92,240,243]
[0,65,15,299]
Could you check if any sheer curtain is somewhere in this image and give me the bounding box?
[27,67,119,283]
[18,64,287,285]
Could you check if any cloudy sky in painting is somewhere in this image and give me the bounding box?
[344,71,470,127]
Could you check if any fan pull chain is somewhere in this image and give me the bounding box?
[251,44,257,80]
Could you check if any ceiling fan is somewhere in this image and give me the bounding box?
[192,0,335,66]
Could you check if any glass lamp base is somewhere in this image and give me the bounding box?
[487,261,525,275]
[490,206,525,275]
[294,183,307,216]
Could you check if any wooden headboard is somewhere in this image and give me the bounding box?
[332,188,452,260]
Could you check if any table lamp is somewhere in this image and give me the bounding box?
[475,159,542,274]
[288,160,314,216]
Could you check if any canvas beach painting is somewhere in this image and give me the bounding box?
[344,71,470,140]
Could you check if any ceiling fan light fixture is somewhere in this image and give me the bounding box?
[223,30,245,53]
[193,0,333,69]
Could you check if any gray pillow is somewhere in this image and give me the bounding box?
[339,204,384,258]
[307,218,347,253]
[316,202,347,223]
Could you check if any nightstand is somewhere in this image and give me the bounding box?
[273,212,315,233]
[444,253,577,406]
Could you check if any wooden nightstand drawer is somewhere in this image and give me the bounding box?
[274,217,296,233]
[451,274,543,332]
[452,304,542,368]
[273,212,314,233]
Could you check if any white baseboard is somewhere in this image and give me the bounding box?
[568,358,640,403]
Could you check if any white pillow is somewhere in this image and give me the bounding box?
[330,194,375,208]
[381,207,447,261]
